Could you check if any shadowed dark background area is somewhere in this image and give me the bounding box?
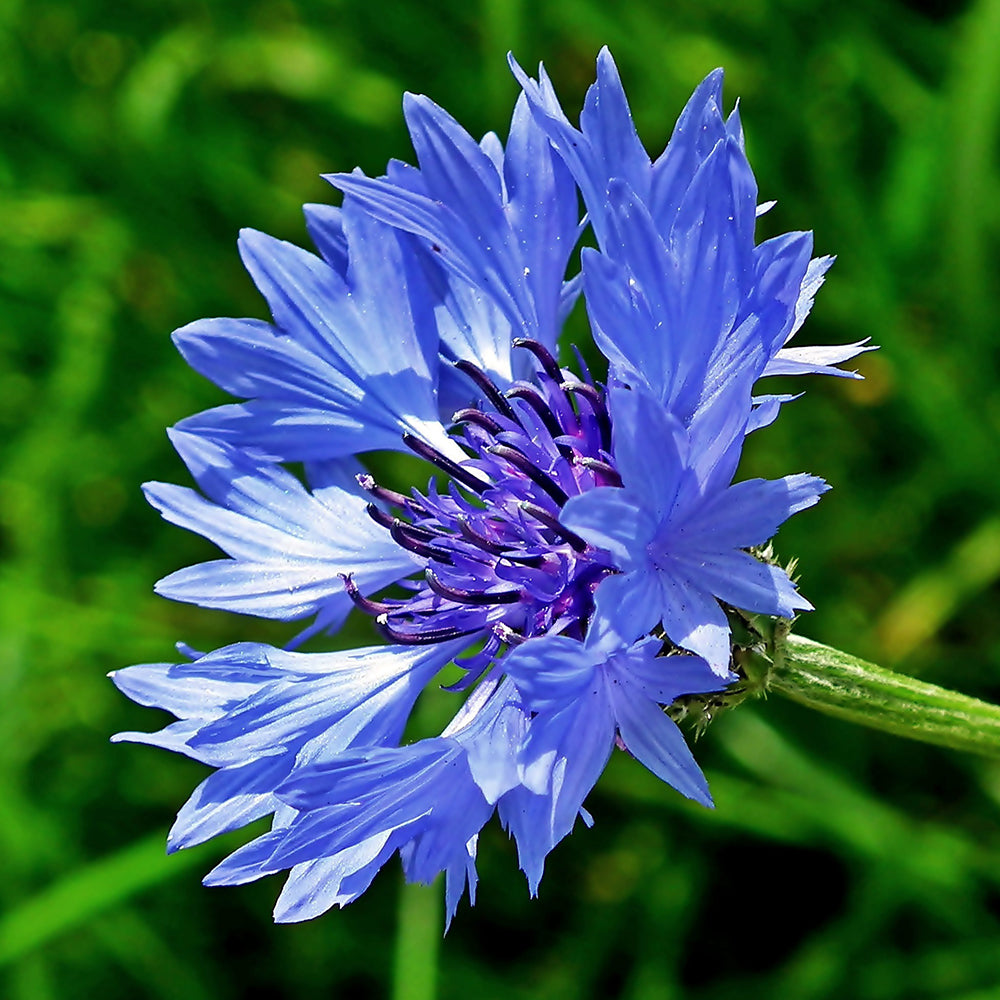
[3,0,1000,997]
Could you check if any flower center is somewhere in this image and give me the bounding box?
[346,340,620,679]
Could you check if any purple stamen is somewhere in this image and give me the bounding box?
[452,408,505,435]
[454,520,545,566]
[365,502,395,531]
[504,384,568,444]
[358,474,426,512]
[376,615,484,646]
[342,574,399,616]
[485,444,570,505]
[492,622,527,646]
[576,456,624,487]
[389,521,454,562]
[456,517,510,556]
[562,381,612,449]
[454,360,519,422]
[518,500,588,552]
[348,356,622,653]
[402,433,488,493]
[425,569,521,606]
[512,337,563,383]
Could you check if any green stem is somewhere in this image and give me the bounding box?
[769,633,1000,758]
[391,879,441,1000]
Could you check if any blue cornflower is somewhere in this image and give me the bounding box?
[114,50,852,923]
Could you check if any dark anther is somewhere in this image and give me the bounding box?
[396,519,449,542]
[486,444,569,505]
[341,573,398,616]
[457,517,546,567]
[389,520,454,562]
[497,551,547,568]
[402,433,489,494]
[376,615,483,646]
[357,474,425,512]
[452,408,505,435]
[562,381,612,449]
[492,622,527,646]
[518,500,587,551]
[456,517,507,555]
[365,502,395,531]
[576,456,623,487]
[454,360,519,422]
[504,384,567,444]
[425,568,521,606]
[512,338,563,383]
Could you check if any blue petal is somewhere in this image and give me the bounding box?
[586,174,759,424]
[765,340,875,379]
[402,94,508,245]
[187,643,459,766]
[239,217,436,383]
[745,231,814,360]
[578,48,651,202]
[662,139,757,416]
[275,741,454,812]
[606,677,713,807]
[510,48,650,249]
[791,254,834,332]
[331,92,578,351]
[402,91,541,331]
[559,486,655,569]
[619,648,732,704]
[447,680,528,804]
[746,393,801,433]
[175,203,461,462]
[271,742,489,872]
[110,719,204,758]
[521,685,615,830]
[328,173,484,286]
[302,204,350,278]
[202,829,288,886]
[604,386,692,521]
[503,633,600,710]
[583,192,680,402]
[649,69,727,232]
[109,644,273,719]
[654,570,733,675]
[168,755,289,851]
[273,834,398,922]
[143,433,417,620]
[302,202,348,274]
[683,360,759,495]
[502,668,616,887]
[151,560,355,621]
[413,241,519,393]
[678,473,829,550]
[674,550,812,618]
[590,570,665,645]
[497,784,555,895]
[173,317,362,403]
[503,92,580,347]
[172,401,392,463]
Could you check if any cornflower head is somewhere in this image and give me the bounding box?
[113,48,866,924]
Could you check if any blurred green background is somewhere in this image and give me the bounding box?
[3,0,1000,997]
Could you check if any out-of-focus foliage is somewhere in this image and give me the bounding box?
[2,0,1000,997]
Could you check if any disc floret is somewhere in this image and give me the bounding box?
[348,341,622,675]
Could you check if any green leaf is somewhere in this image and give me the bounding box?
[0,831,230,965]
